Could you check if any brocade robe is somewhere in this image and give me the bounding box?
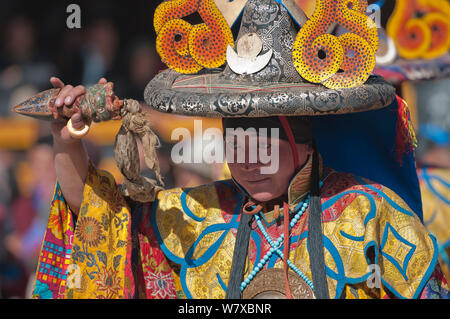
[32,158,448,299]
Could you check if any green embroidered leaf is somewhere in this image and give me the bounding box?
[97,250,107,266]
[116,240,126,248]
[72,244,85,263]
[80,204,89,218]
[101,213,110,232]
[113,255,122,270]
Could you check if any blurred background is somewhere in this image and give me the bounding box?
[0,0,448,298]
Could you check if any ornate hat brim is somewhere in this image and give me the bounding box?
[144,69,396,118]
[146,0,396,118]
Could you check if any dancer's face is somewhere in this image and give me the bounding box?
[226,134,312,202]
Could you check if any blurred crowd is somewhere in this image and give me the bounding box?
[0,0,229,298]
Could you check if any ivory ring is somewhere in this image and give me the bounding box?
[67,118,90,139]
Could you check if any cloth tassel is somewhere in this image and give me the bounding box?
[114,99,164,203]
[226,197,253,299]
[307,147,329,299]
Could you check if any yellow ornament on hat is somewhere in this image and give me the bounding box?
[292,0,378,89]
[154,0,234,74]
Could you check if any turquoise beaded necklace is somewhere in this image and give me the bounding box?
[240,181,324,293]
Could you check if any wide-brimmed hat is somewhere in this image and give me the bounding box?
[145,0,396,118]
[144,0,424,300]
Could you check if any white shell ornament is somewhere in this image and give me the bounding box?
[227,33,273,75]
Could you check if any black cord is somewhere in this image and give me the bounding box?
[226,196,252,299]
[307,144,330,299]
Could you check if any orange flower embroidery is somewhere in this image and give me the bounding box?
[95,266,122,298]
[74,217,104,247]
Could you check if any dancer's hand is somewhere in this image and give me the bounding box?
[48,77,107,144]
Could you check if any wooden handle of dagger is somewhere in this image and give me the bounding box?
[63,82,124,138]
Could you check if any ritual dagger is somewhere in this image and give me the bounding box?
[13,82,165,195]
[13,82,124,138]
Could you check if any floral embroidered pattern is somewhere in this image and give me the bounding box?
[138,214,177,299]
[95,266,122,298]
[75,217,105,248]
[144,272,176,299]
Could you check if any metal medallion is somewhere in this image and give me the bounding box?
[242,268,315,299]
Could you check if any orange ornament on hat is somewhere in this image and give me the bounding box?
[154,0,234,74]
